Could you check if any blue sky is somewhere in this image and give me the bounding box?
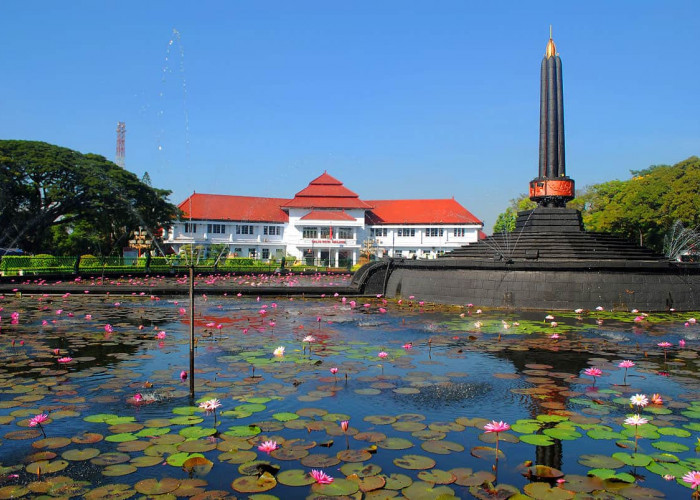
[2,1,698,232]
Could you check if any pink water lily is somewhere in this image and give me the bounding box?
[310,469,334,484]
[257,440,278,454]
[330,367,338,374]
[378,351,388,359]
[584,367,602,385]
[650,393,663,405]
[104,324,113,333]
[403,343,413,349]
[484,421,510,433]
[618,360,635,385]
[682,470,700,490]
[57,357,72,363]
[28,413,49,437]
[156,331,166,340]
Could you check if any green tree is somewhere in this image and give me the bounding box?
[0,140,179,255]
[493,195,537,233]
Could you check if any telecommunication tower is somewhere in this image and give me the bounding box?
[115,122,126,168]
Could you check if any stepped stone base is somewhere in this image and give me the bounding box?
[353,207,700,311]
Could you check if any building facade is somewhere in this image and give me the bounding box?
[164,173,483,265]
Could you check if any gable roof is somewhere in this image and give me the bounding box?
[365,199,482,225]
[178,193,288,223]
[282,172,373,209]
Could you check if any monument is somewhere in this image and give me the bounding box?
[353,33,700,311]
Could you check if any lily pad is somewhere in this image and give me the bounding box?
[301,453,341,468]
[101,464,138,477]
[577,454,625,469]
[378,437,414,450]
[417,469,456,484]
[393,454,436,470]
[612,452,652,467]
[232,473,277,493]
[61,448,100,461]
[276,469,316,486]
[337,449,372,462]
[401,482,456,500]
[311,478,359,496]
[421,440,464,455]
[134,478,180,495]
[26,459,68,474]
[449,468,495,487]
[340,462,382,477]
[523,482,574,499]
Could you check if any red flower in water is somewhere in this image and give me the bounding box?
[484,420,510,433]
[682,470,700,489]
[257,440,278,454]
[310,469,334,484]
[57,357,72,363]
[378,352,388,359]
[340,420,349,432]
[28,413,49,427]
[584,367,602,377]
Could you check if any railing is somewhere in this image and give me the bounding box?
[0,255,356,277]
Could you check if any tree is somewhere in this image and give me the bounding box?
[0,140,180,255]
[493,196,537,233]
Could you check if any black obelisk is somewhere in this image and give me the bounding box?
[529,30,574,207]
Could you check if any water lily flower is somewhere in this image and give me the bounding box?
[550,333,560,339]
[133,393,143,402]
[474,321,483,328]
[630,394,649,408]
[484,421,510,433]
[156,331,166,340]
[57,357,72,363]
[180,370,188,381]
[303,335,315,343]
[689,318,697,324]
[310,469,334,484]
[104,324,113,333]
[650,393,663,405]
[634,316,644,322]
[178,308,186,315]
[584,367,602,378]
[403,342,413,349]
[663,474,675,481]
[679,339,686,347]
[657,341,672,349]
[595,306,604,311]
[340,420,349,432]
[199,398,222,412]
[682,470,700,489]
[550,322,558,328]
[28,413,49,427]
[545,314,554,321]
[574,308,584,314]
[476,309,482,314]
[52,348,60,355]
[28,413,49,437]
[624,414,648,426]
[273,346,285,357]
[631,309,639,313]
[257,440,278,454]
[378,351,388,359]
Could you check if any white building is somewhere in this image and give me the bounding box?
[164,172,483,266]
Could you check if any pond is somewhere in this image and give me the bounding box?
[0,292,698,499]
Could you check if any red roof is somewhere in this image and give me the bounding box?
[283,172,372,209]
[365,199,482,225]
[179,193,288,223]
[300,210,357,222]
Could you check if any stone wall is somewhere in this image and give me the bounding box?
[359,260,700,311]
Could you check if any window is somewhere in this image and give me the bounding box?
[236,225,254,235]
[425,228,444,237]
[337,227,353,239]
[262,248,270,259]
[248,248,257,258]
[320,227,331,238]
[303,227,318,239]
[371,228,387,237]
[207,224,225,234]
[454,228,466,237]
[263,226,281,236]
[184,223,197,233]
[397,228,415,237]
